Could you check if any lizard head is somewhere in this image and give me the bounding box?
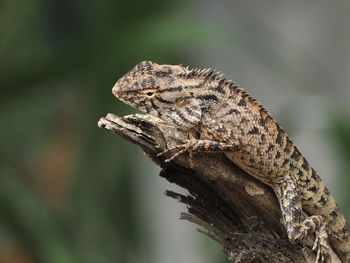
[113,61,219,129]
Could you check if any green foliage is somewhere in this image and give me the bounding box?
[0,0,217,262]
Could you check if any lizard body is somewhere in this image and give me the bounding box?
[112,61,350,262]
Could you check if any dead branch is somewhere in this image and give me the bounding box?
[98,113,339,263]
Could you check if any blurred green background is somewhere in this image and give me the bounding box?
[1,1,350,262]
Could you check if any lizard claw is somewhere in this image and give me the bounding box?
[312,226,330,263]
[157,141,195,167]
[157,146,179,159]
[157,144,189,163]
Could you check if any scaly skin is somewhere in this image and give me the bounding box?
[112,61,350,262]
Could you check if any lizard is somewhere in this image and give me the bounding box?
[112,60,350,262]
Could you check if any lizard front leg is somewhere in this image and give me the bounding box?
[275,178,330,263]
[157,138,242,163]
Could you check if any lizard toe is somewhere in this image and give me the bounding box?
[313,225,330,263]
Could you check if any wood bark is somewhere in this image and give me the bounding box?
[98,113,340,263]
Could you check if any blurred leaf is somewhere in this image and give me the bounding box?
[0,166,76,263]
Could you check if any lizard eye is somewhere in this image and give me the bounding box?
[142,89,157,97]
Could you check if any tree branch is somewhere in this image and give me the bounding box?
[97,113,338,263]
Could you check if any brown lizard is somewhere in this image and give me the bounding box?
[112,61,350,262]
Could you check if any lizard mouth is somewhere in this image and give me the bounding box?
[113,88,140,95]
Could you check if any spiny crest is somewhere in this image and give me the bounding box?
[180,65,267,111]
[178,66,221,80]
[179,65,240,88]
[177,64,266,106]
[210,72,269,114]
[178,64,274,132]
[236,87,269,113]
